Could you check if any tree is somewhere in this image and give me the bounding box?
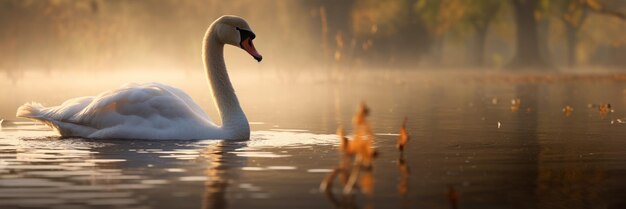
[348,0,431,67]
[462,1,502,67]
[556,0,588,67]
[507,0,551,69]
[414,0,465,65]
[553,0,625,67]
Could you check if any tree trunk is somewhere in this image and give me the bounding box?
[507,0,551,70]
[431,38,444,65]
[474,25,488,67]
[537,18,552,66]
[565,25,577,67]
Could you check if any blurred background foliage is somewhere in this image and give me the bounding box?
[0,0,624,77]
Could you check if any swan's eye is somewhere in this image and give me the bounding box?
[237,28,256,48]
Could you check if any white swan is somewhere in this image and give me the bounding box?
[16,15,262,140]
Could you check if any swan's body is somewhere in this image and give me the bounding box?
[16,15,262,140]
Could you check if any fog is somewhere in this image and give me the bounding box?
[1,2,626,208]
[1,0,626,119]
[1,0,624,77]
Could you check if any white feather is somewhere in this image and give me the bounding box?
[16,16,256,140]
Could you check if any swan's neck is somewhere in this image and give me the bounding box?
[203,26,249,135]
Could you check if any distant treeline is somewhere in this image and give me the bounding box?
[0,0,624,74]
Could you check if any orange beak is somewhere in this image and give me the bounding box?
[242,37,262,62]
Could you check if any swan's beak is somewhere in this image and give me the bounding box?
[242,37,262,62]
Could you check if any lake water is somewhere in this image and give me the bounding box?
[1,70,626,209]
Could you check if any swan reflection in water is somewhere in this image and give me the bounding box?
[200,141,246,209]
[0,130,150,208]
[0,121,247,209]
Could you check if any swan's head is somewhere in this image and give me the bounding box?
[213,15,263,62]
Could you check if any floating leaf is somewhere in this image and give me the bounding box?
[590,103,613,117]
[511,98,521,112]
[563,105,574,116]
[351,103,376,168]
[353,102,370,126]
[598,103,612,114]
[324,103,378,197]
[337,126,350,154]
[397,117,409,152]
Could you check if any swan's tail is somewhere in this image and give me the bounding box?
[16,102,55,128]
[16,102,97,137]
[16,102,58,130]
[16,102,45,118]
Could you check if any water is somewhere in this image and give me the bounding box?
[1,71,626,209]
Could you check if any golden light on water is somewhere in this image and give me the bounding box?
[1,1,626,208]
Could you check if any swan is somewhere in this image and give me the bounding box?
[15,15,262,140]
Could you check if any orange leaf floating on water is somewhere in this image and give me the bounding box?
[563,105,574,116]
[588,103,613,112]
[599,103,612,114]
[350,102,376,168]
[337,126,350,154]
[324,103,378,196]
[351,128,376,168]
[589,103,613,117]
[511,98,521,112]
[353,102,370,126]
[397,117,409,152]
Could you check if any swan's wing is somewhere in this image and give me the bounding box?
[70,83,214,129]
[145,82,212,122]
[17,82,217,139]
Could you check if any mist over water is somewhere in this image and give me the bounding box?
[2,1,626,209]
[2,70,626,208]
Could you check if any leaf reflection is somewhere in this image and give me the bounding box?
[320,103,377,208]
[322,104,411,208]
[397,161,408,195]
[397,157,410,208]
[397,118,410,208]
[448,185,459,209]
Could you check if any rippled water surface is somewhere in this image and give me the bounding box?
[1,71,626,209]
